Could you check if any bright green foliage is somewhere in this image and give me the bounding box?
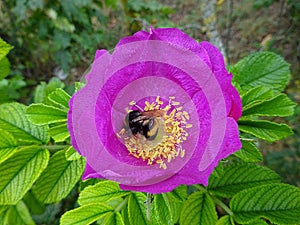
[180,191,217,225]
[216,216,235,225]
[26,103,67,125]
[60,203,114,225]
[238,119,293,142]
[128,192,149,225]
[152,194,173,225]
[23,191,45,215]
[0,103,49,143]
[241,86,274,108]
[234,140,263,162]
[32,150,85,203]
[48,88,71,108]
[34,78,65,104]
[231,184,300,225]
[5,201,36,225]
[103,212,125,225]
[0,129,18,164]
[0,57,10,80]
[65,146,81,160]
[231,51,290,93]
[0,147,49,204]
[49,123,70,142]
[0,38,13,61]
[78,181,129,205]
[242,93,296,117]
[208,163,281,198]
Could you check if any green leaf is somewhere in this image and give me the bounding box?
[5,201,35,225]
[152,194,173,225]
[165,185,187,223]
[78,180,128,206]
[23,191,46,215]
[101,212,125,225]
[234,140,263,163]
[0,129,18,164]
[238,119,293,142]
[49,123,70,142]
[0,38,13,61]
[230,184,300,225]
[179,191,217,225]
[0,103,49,143]
[65,146,81,161]
[0,57,10,80]
[0,147,49,204]
[34,78,65,103]
[208,163,281,198]
[241,86,274,108]
[128,192,149,225]
[32,150,85,203]
[242,94,296,117]
[231,51,290,93]
[60,203,113,225]
[48,88,71,109]
[26,103,67,125]
[216,215,234,225]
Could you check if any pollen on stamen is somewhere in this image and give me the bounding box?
[117,96,192,169]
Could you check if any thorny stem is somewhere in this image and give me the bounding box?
[146,193,153,221]
[114,196,129,213]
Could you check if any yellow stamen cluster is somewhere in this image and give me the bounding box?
[119,96,192,169]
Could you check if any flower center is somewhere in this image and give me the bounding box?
[118,96,192,169]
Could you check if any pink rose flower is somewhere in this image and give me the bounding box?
[68,28,242,194]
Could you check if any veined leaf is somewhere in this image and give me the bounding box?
[65,146,81,161]
[102,212,125,225]
[60,203,113,225]
[32,150,85,203]
[241,86,274,108]
[23,191,45,215]
[231,51,290,93]
[78,180,128,206]
[0,129,18,164]
[5,201,35,225]
[216,215,234,225]
[234,140,263,163]
[48,88,71,109]
[128,192,149,225]
[179,191,217,225]
[238,119,293,142]
[0,103,49,143]
[49,122,70,142]
[26,103,67,125]
[231,184,300,225]
[0,147,49,204]
[34,78,65,104]
[208,163,281,198]
[152,194,173,225]
[242,94,295,117]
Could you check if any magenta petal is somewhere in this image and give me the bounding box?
[68,27,242,193]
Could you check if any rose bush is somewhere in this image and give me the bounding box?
[68,27,242,194]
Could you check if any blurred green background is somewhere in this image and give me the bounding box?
[0,0,299,187]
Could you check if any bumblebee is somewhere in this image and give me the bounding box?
[123,110,164,140]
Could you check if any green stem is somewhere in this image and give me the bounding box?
[212,196,233,216]
[114,196,129,213]
[41,145,71,150]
